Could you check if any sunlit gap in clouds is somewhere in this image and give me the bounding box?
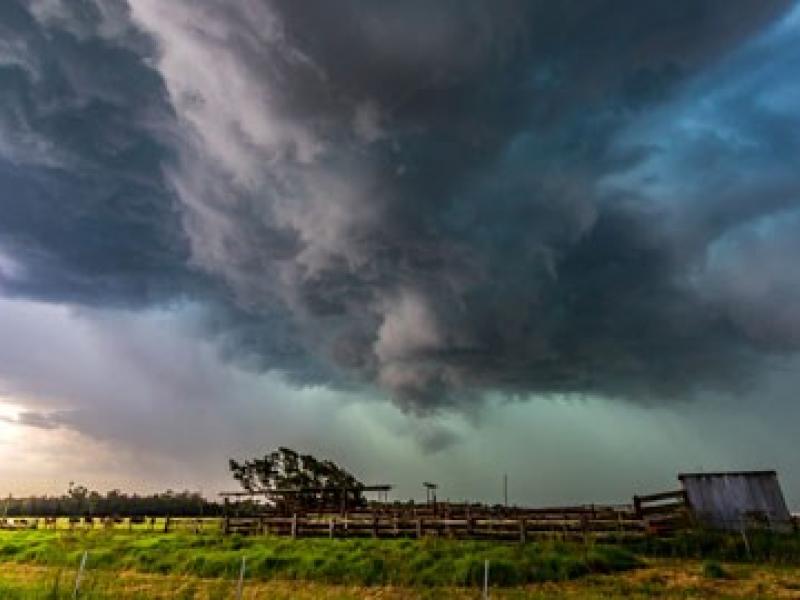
[0,398,23,439]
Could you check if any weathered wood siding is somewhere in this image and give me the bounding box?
[679,471,792,531]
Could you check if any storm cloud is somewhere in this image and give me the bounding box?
[1,0,799,413]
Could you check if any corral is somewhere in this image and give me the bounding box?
[2,470,796,543]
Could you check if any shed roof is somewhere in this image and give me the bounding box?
[678,470,791,531]
[678,470,776,480]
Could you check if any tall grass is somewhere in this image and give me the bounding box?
[627,529,800,564]
[0,530,638,588]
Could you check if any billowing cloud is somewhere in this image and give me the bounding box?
[1,0,799,416]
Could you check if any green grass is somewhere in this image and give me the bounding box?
[5,529,800,597]
[701,559,730,579]
[0,530,638,588]
[3,559,800,599]
[626,529,800,565]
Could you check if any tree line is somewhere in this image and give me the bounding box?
[3,448,365,517]
[2,484,223,517]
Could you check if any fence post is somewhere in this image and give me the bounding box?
[329,518,335,539]
[164,516,170,533]
[483,559,489,600]
[581,514,589,560]
[291,513,297,539]
[73,550,88,599]
[519,518,527,544]
[740,515,751,559]
[416,518,422,539]
[633,495,642,519]
[235,555,246,600]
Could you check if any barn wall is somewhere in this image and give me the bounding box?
[680,472,791,531]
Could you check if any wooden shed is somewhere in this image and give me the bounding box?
[679,470,792,531]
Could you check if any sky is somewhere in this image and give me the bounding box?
[1,0,800,508]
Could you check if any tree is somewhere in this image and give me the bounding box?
[228,447,365,511]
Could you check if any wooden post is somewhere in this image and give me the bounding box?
[223,498,230,535]
[291,513,297,539]
[372,514,378,538]
[483,559,489,600]
[740,515,751,558]
[164,516,171,534]
[519,519,527,544]
[73,550,88,599]
[416,518,422,539]
[235,555,246,600]
[581,514,589,561]
[329,518,335,539]
[633,495,642,519]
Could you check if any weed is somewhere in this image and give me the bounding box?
[702,559,730,579]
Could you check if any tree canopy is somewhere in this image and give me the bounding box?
[228,447,366,511]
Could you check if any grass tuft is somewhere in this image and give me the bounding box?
[701,559,730,579]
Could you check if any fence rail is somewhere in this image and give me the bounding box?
[223,512,646,541]
[0,507,647,541]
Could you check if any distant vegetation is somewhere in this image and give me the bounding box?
[2,447,364,518]
[1,484,221,518]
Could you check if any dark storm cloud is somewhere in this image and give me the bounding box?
[1,0,798,411]
[0,0,189,306]
[0,0,336,386]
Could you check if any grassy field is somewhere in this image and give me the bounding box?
[0,530,638,586]
[1,529,800,598]
[2,560,800,598]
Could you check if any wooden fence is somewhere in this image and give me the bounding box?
[223,504,646,541]
[1,506,646,541]
[633,489,690,535]
[4,494,796,541]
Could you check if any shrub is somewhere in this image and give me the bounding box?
[702,559,730,579]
